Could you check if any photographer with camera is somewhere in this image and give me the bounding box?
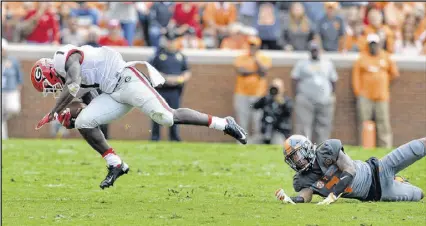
[253,78,293,145]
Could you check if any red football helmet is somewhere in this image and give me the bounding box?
[30,58,64,98]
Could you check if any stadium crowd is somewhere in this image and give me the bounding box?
[2,2,426,54]
[2,1,426,147]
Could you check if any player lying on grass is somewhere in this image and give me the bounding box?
[275,135,425,204]
[30,44,248,189]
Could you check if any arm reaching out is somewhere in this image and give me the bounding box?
[275,188,313,204]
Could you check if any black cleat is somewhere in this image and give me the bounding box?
[100,162,129,189]
[224,116,248,144]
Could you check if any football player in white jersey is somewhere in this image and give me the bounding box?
[30,44,248,189]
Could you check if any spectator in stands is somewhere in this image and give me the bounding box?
[291,41,338,144]
[61,15,86,46]
[302,2,325,23]
[71,2,99,26]
[107,2,138,46]
[203,2,237,44]
[84,26,101,47]
[282,2,315,51]
[2,39,23,140]
[149,31,192,142]
[170,2,202,38]
[136,2,153,46]
[394,14,423,55]
[317,2,346,52]
[233,36,272,144]
[149,2,175,48]
[364,9,395,53]
[342,6,366,52]
[21,2,60,44]
[384,2,413,33]
[254,2,281,50]
[175,27,205,50]
[238,2,257,26]
[352,34,399,148]
[202,28,219,49]
[58,3,73,30]
[220,23,248,50]
[98,19,128,46]
[2,3,20,42]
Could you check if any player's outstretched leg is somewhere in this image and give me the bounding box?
[172,108,248,144]
[112,67,248,144]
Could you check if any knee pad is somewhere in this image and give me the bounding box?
[150,110,174,127]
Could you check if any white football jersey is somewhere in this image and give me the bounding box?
[53,44,126,93]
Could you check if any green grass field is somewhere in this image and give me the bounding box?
[2,139,426,226]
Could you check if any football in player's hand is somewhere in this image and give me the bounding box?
[67,101,87,119]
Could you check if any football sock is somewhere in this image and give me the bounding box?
[102,148,122,166]
[208,115,228,131]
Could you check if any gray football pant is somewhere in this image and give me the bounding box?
[379,139,426,201]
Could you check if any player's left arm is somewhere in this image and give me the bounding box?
[49,53,83,117]
[317,150,356,205]
[333,150,356,197]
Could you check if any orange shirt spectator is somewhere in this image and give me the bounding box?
[384,2,413,32]
[364,9,395,53]
[98,20,129,46]
[352,35,399,102]
[23,3,60,44]
[220,23,249,50]
[202,2,237,28]
[233,37,272,96]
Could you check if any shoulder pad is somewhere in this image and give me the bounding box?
[316,139,343,173]
[53,44,84,77]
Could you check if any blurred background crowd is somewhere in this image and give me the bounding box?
[2,1,426,148]
[2,1,426,54]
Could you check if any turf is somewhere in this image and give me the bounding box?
[2,139,425,226]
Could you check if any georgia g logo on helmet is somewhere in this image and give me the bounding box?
[34,66,43,82]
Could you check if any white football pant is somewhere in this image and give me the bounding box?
[74,67,174,129]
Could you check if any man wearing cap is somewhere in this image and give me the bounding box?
[316,2,346,52]
[98,19,129,46]
[2,38,23,139]
[352,34,399,148]
[149,30,191,141]
[233,36,272,143]
[291,41,338,144]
